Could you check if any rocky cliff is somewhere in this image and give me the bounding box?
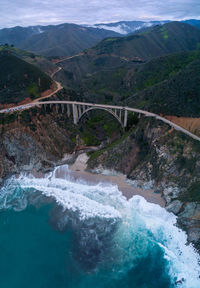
[0,106,121,183]
[0,109,200,252]
[88,117,200,251]
[0,108,78,185]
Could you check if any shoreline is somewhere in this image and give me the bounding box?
[68,153,165,207]
[4,152,165,208]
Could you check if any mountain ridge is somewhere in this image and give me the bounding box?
[57,22,200,89]
[0,23,121,57]
[86,19,200,35]
[1,19,200,58]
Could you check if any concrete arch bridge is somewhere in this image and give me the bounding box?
[1,101,200,142]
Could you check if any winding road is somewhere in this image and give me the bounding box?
[1,62,199,142]
[32,67,63,103]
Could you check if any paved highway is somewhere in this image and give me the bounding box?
[0,100,200,142]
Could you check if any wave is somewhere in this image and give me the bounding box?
[1,165,200,287]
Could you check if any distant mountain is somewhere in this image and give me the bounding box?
[0,25,46,47]
[55,22,200,117]
[86,20,170,35]
[58,22,200,86]
[86,19,200,35]
[182,19,200,30]
[91,22,200,59]
[0,48,53,105]
[0,23,121,57]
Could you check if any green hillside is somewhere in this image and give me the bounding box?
[0,50,53,104]
[59,50,200,117]
[92,22,200,60]
[59,22,200,90]
[0,26,36,47]
[59,53,129,86]
[127,58,200,117]
[0,45,57,75]
[19,24,120,57]
[0,23,121,58]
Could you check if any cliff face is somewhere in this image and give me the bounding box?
[0,107,121,184]
[1,109,200,251]
[0,109,77,184]
[88,118,200,250]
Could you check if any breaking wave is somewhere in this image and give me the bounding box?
[0,165,200,287]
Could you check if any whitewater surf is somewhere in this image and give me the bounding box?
[0,165,199,288]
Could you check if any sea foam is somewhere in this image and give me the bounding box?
[1,165,200,287]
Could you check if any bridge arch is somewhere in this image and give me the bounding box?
[78,107,124,128]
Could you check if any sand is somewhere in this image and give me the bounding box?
[27,153,165,207]
[69,154,165,207]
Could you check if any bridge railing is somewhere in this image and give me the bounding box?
[1,101,200,142]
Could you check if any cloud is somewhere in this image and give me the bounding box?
[0,0,200,28]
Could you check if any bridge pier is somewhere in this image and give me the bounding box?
[119,109,122,121]
[82,105,86,112]
[78,105,82,118]
[61,104,64,113]
[2,101,200,142]
[56,104,59,113]
[73,104,78,124]
[124,109,128,128]
[67,104,71,118]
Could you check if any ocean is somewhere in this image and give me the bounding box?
[0,165,199,288]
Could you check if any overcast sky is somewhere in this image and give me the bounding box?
[0,0,200,29]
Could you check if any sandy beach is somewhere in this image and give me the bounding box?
[68,153,165,207]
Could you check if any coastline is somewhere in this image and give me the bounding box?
[68,153,165,207]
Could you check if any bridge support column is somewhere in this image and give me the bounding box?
[67,104,71,118]
[78,105,82,118]
[119,109,122,121]
[73,104,78,125]
[124,109,128,128]
[56,104,59,113]
[61,104,64,113]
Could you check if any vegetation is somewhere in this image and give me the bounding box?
[61,49,200,117]
[0,49,52,104]
[87,22,200,60]
[0,113,16,125]
[79,110,123,146]
[58,22,200,117]
[61,21,200,87]
[0,24,121,57]
[179,182,200,202]
[0,44,58,76]
[88,129,133,162]
[127,58,200,117]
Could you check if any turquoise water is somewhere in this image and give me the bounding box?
[0,166,200,288]
[0,205,74,288]
[0,204,170,288]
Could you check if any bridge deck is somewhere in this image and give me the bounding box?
[0,100,200,142]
